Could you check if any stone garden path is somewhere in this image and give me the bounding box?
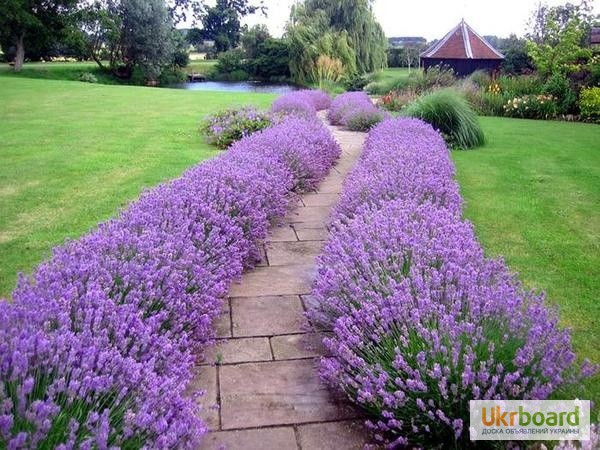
[193,116,370,450]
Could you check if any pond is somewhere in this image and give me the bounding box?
[170,80,300,94]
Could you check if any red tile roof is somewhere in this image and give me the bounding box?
[421,20,504,60]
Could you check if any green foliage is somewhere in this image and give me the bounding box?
[542,72,577,114]
[79,72,98,83]
[502,94,557,119]
[200,107,272,148]
[0,0,79,70]
[497,74,543,96]
[343,73,370,91]
[287,0,386,83]
[248,38,290,80]
[498,34,535,75]
[403,89,485,149]
[201,0,264,52]
[527,15,592,78]
[579,87,600,120]
[213,48,249,80]
[241,24,270,59]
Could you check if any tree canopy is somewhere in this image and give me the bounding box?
[286,0,386,84]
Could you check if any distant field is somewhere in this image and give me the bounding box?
[453,116,600,407]
[0,77,275,296]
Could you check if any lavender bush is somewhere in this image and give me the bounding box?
[332,118,462,222]
[270,89,331,117]
[327,92,386,130]
[310,117,594,447]
[201,107,272,149]
[0,112,340,448]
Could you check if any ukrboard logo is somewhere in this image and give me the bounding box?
[469,400,591,441]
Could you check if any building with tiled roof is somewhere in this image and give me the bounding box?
[420,19,504,76]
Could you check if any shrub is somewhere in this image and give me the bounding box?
[416,65,457,92]
[345,106,387,132]
[313,54,345,88]
[343,73,370,92]
[503,94,557,120]
[467,70,491,88]
[403,89,485,149]
[380,89,418,112]
[327,92,372,124]
[201,107,272,149]
[579,87,600,121]
[542,73,577,114]
[79,72,98,83]
[310,117,594,448]
[0,114,340,447]
[271,90,331,117]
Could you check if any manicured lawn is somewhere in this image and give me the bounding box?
[0,77,275,296]
[371,67,414,83]
[453,117,600,405]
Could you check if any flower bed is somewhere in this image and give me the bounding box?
[0,98,340,448]
[327,92,387,131]
[310,117,594,447]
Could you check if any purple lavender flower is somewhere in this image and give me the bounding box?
[1,116,340,447]
[309,116,593,447]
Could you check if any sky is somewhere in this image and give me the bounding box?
[237,0,600,40]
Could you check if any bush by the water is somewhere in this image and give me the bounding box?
[201,107,272,149]
[309,117,595,448]
[0,94,340,447]
[403,89,485,149]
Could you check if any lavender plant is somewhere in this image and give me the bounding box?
[201,107,272,149]
[327,92,387,130]
[310,117,595,447]
[0,112,341,448]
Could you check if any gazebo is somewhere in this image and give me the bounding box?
[420,19,504,76]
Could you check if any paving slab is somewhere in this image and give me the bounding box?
[301,193,340,207]
[271,333,325,360]
[220,359,358,429]
[198,427,298,450]
[189,366,219,430]
[297,420,372,450]
[207,337,272,365]
[287,206,331,225]
[265,241,323,266]
[228,264,315,297]
[214,301,231,339]
[294,227,329,242]
[231,295,304,337]
[267,225,298,242]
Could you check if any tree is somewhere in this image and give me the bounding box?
[241,24,270,59]
[499,34,534,74]
[0,0,79,71]
[527,12,592,77]
[186,27,205,48]
[286,0,386,83]
[249,38,290,80]
[201,0,266,52]
[526,0,594,45]
[80,0,176,81]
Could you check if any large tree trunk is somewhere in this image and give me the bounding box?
[13,33,25,72]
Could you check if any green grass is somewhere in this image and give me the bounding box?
[0,77,275,296]
[370,67,413,83]
[452,117,600,410]
[0,61,121,84]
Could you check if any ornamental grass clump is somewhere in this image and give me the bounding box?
[310,117,594,448]
[201,107,272,149]
[1,116,340,448]
[403,89,485,149]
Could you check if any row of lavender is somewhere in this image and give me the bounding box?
[0,91,338,448]
[310,118,595,447]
